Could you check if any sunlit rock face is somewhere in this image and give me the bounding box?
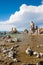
[30,21,35,34]
[30,21,39,34]
[12,28,17,33]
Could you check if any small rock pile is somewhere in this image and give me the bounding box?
[25,47,43,58]
[1,46,18,62]
[5,37,20,43]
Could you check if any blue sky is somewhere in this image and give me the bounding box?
[0,0,42,20]
[0,0,43,31]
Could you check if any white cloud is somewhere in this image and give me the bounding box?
[0,4,43,31]
[41,0,43,5]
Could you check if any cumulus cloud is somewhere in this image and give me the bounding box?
[0,4,43,31]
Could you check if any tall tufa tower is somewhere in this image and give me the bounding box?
[30,21,35,34]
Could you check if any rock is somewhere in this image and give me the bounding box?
[3,49,7,53]
[36,52,43,58]
[9,62,14,65]
[25,47,33,56]
[37,61,43,65]
[1,47,7,52]
[1,47,9,55]
[1,36,5,39]
[40,45,43,47]
[11,27,18,33]
[6,35,11,39]
[8,50,16,59]
[5,61,14,65]
[36,54,40,58]
[40,53,43,57]
[14,44,19,48]
[36,63,39,65]
[10,46,14,51]
[13,38,18,42]
[37,45,40,48]
[10,47,17,54]
[13,58,18,62]
[30,21,35,34]
[6,39,14,43]
[8,51,14,58]
[33,51,38,56]
[24,29,28,33]
[33,51,43,58]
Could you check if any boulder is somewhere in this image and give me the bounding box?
[6,39,14,43]
[33,51,38,56]
[13,58,18,62]
[25,47,33,56]
[36,54,40,58]
[39,53,43,57]
[8,50,16,59]
[13,38,19,42]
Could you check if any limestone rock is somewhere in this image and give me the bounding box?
[25,47,33,56]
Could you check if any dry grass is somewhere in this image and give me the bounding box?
[0,33,43,65]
